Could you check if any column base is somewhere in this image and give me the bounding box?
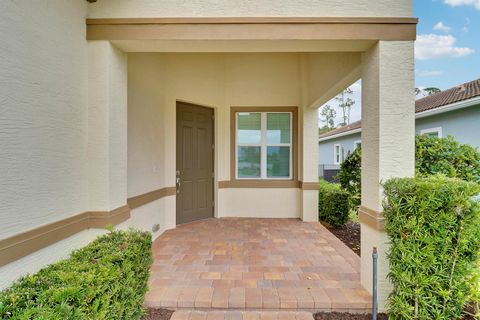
[300,184,319,222]
[359,206,390,312]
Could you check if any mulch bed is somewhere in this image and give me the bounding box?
[322,221,361,256]
[315,312,387,319]
[142,308,174,320]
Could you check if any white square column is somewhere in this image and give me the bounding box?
[300,105,320,222]
[359,41,415,310]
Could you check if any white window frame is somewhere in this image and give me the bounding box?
[235,112,293,180]
[354,140,361,149]
[420,127,442,138]
[333,144,341,165]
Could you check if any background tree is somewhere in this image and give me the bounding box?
[319,104,336,132]
[335,88,355,126]
[415,87,441,97]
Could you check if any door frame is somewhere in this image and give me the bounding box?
[175,100,216,224]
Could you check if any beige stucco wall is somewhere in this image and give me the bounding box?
[218,189,301,218]
[88,0,412,18]
[0,1,102,289]
[0,229,106,290]
[0,0,89,239]
[88,41,128,211]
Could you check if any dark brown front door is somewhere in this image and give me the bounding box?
[176,102,214,224]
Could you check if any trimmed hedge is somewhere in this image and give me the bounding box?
[0,229,152,320]
[318,180,350,227]
[383,176,480,319]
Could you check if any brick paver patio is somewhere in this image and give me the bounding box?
[145,218,371,313]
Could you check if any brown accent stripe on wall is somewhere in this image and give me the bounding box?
[0,187,177,267]
[127,187,176,209]
[0,206,130,267]
[86,17,417,41]
[358,205,385,231]
[300,181,320,190]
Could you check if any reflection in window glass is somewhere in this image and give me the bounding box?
[267,113,291,144]
[267,146,290,178]
[237,112,261,144]
[237,146,261,178]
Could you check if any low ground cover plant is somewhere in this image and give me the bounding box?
[0,229,152,320]
[383,176,480,319]
[318,179,350,227]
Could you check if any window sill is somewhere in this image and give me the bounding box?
[218,180,300,189]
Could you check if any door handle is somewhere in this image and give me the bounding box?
[176,177,181,194]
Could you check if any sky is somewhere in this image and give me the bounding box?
[319,0,480,127]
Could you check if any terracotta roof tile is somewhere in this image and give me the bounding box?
[415,78,480,113]
[319,78,480,139]
[318,120,362,139]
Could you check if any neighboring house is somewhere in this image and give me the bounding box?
[319,78,480,178]
[0,0,418,310]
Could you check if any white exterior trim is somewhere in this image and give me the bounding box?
[318,96,480,142]
[420,127,442,138]
[333,144,341,165]
[235,112,293,180]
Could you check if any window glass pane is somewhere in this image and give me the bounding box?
[267,146,290,178]
[237,113,261,144]
[237,146,261,178]
[424,132,439,138]
[267,113,291,144]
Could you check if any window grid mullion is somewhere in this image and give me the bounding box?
[261,112,267,179]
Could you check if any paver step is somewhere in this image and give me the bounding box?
[170,310,314,319]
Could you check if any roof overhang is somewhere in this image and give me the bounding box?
[318,128,362,142]
[86,17,418,42]
[415,96,480,119]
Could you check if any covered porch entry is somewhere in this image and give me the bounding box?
[86,17,416,311]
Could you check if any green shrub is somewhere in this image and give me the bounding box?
[465,260,480,318]
[318,180,350,227]
[0,229,152,320]
[338,136,480,211]
[338,146,361,211]
[416,135,480,182]
[383,176,480,319]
